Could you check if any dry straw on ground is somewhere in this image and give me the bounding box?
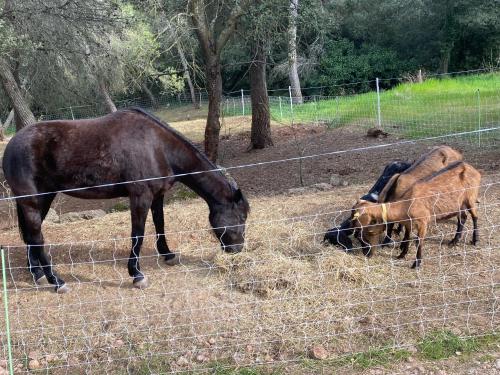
[1,178,498,373]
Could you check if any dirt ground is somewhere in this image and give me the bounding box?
[0,119,498,374]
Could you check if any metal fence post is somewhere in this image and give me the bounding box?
[241,89,245,116]
[279,96,283,120]
[289,86,294,123]
[1,247,14,375]
[477,89,481,147]
[376,77,382,129]
[69,106,75,120]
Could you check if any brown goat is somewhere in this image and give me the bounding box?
[379,145,463,202]
[378,145,463,244]
[352,161,481,268]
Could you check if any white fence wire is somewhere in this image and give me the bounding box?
[0,70,499,374]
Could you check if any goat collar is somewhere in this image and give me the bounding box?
[381,203,388,224]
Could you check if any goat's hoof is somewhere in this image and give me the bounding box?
[471,240,478,246]
[448,240,458,247]
[133,277,149,289]
[396,253,406,260]
[164,254,180,266]
[35,275,48,286]
[411,260,421,269]
[55,284,70,294]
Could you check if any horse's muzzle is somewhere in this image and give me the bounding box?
[222,243,244,253]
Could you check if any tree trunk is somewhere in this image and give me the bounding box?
[99,80,117,112]
[177,43,200,109]
[0,58,36,131]
[141,82,158,108]
[288,0,303,104]
[249,42,273,149]
[0,109,14,140]
[204,57,223,161]
[440,47,451,74]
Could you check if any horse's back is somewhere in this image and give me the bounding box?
[3,111,174,197]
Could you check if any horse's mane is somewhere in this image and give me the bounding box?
[125,107,236,191]
[126,107,216,167]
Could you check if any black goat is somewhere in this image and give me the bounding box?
[323,161,411,250]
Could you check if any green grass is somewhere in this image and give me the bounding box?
[418,331,499,361]
[115,331,499,375]
[301,347,412,371]
[224,72,500,142]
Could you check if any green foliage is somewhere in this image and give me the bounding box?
[312,38,406,94]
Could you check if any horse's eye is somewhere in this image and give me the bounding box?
[370,219,377,225]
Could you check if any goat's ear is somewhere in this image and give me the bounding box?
[233,188,243,203]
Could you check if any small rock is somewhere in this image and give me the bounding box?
[114,339,124,348]
[455,351,462,356]
[359,316,375,325]
[0,360,7,368]
[59,209,106,223]
[176,356,189,366]
[309,345,328,360]
[288,187,308,194]
[208,338,216,345]
[264,354,274,362]
[81,209,107,220]
[28,351,40,360]
[45,208,59,223]
[45,354,58,363]
[246,345,253,353]
[495,359,500,370]
[312,182,332,191]
[406,356,415,363]
[28,359,41,370]
[330,174,342,186]
[195,354,207,363]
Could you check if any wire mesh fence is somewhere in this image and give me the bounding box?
[0,179,498,374]
[0,70,499,374]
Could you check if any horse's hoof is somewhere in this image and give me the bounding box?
[55,284,70,294]
[133,277,149,289]
[165,255,180,266]
[448,240,458,247]
[35,275,48,286]
[411,260,421,269]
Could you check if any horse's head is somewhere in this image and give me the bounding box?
[209,188,250,253]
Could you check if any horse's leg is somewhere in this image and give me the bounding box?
[448,211,467,246]
[128,193,152,289]
[151,195,178,265]
[18,199,67,292]
[27,194,57,285]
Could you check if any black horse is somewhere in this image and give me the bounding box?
[2,108,250,292]
[324,161,411,251]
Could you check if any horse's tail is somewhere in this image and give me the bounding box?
[16,202,29,243]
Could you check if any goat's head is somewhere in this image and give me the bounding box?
[351,200,387,256]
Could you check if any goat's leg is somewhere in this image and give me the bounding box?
[448,211,467,246]
[381,222,394,247]
[411,223,426,269]
[469,206,479,245]
[397,226,411,259]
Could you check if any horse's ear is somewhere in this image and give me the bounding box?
[233,188,243,203]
